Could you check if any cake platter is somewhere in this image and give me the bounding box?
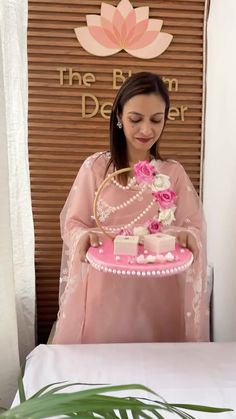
[86,239,193,278]
[87,162,194,278]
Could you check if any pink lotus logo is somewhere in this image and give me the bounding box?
[74,0,173,59]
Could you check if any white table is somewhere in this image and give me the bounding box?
[15,342,236,418]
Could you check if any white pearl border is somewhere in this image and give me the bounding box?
[86,253,193,278]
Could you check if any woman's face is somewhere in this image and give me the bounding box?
[120,93,166,161]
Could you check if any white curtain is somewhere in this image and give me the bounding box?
[204,0,236,340]
[0,0,35,408]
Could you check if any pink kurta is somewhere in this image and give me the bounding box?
[52,152,209,344]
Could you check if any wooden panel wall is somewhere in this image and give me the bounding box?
[28,0,209,342]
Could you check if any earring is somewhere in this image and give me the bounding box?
[117,121,122,129]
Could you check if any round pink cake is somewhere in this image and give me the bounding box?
[86,239,193,278]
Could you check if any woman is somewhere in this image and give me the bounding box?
[52,72,209,344]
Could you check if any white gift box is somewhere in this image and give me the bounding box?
[114,235,139,256]
[144,233,175,254]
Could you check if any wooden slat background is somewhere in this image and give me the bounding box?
[28,0,208,343]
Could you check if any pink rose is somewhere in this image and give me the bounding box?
[134,160,155,184]
[152,188,176,209]
[147,219,161,234]
[118,228,133,236]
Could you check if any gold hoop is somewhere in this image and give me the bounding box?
[93,167,132,240]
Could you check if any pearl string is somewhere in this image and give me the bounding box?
[106,199,156,233]
[110,183,147,212]
[97,183,147,222]
[111,176,136,190]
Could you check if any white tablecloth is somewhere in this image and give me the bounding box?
[15,342,236,418]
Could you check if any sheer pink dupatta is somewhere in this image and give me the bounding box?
[57,156,101,331]
[55,155,209,343]
[164,162,209,341]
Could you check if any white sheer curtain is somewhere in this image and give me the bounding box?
[0,0,35,408]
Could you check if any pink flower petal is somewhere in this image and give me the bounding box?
[127,19,163,48]
[113,9,125,39]
[74,27,120,56]
[123,9,136,43]
[126,19,149,47]
[86,15,101,26]
[147,18,163,32]
[86,16,119,45]
[101,16,121,45]
[89,26,119,48]
[117,0,133,18]
[128,30,159,50]
[101,3,116,21]
[134,6,149,22]
[125,9,136,30]
[126,32,173,59]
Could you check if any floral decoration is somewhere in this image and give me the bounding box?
[134,160,177,229]
[152,189,177,209]
[74,0,173,59]
[147,218,161,234]
[133,160,156,184]
[118,227,133,236]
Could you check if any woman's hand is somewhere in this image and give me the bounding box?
[176,231,199,259]
[77,232,100,263]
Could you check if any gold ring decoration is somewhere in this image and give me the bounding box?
[93,167,131,240]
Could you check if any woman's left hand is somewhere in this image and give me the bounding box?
[176,231,199,259]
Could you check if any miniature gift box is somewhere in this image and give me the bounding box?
[144,233,175,254]
[114,235,139,256]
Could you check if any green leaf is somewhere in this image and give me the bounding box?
[0,409,6,414]
[170,403,234,413]
[0,382,233,419]
[29,381,67,399]
[17,376,26,403]
[165,406,195,419]
[41,383,158,400]
[119,410,129,419]
[130,411,139,419]
[30,381,107,400]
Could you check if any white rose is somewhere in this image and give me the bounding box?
[158,207,176,225]
[151,174,171,192]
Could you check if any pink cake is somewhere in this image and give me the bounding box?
[86,239,193,278]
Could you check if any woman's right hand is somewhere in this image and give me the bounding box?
[77,232,100,263]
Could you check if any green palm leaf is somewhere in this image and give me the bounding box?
[0,381,233,419]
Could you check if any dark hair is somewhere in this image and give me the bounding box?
[105,71,170,177]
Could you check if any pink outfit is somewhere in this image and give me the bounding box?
[52,152,209,344]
